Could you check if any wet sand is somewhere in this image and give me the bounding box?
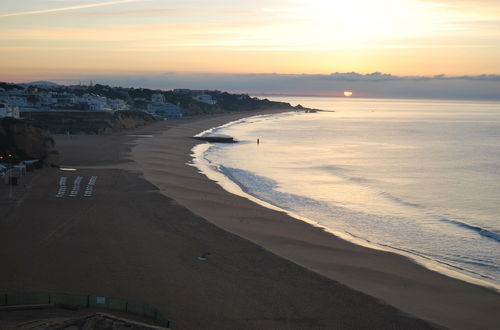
[0,110,498,329]
[131,111,500,330]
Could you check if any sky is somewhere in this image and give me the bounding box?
[1,0,500,98]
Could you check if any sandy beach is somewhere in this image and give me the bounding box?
[1,110,499,329]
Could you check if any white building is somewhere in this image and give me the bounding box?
[192,94,216,105]
[1,95,29,107]
[53,92,79,106]
[151,93,165,103]
[37,92,54,106]
[108,99,129,111]
[0,92,7,105]
[83,94,109,111]
[147,103,182,118]
[0,103,20,119]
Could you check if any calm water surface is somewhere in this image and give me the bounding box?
[193,97,500,288]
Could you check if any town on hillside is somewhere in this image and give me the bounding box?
[0,81,308,185]
[0,82,202,120]
[0,81,303,121]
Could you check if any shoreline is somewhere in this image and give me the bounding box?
[192,141,499,292]
[190,112,499,291]
[131,110,500,330]
[0,109,498,329]
[4,110,434,329]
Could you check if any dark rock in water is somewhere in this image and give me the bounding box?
[193,134,237,143]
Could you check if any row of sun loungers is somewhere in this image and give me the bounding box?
[56,176,97,198]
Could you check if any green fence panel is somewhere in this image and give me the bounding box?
[125,300,145,315]
[107,297,127,312]
[88,295,108,309]
[0,293,170,328]
[155,310,170,328]
[6,293,50,306]
[125,300,156,319]
[50,293,88,307]
[141,303,157,319]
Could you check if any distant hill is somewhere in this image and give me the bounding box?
[23,81,60,87]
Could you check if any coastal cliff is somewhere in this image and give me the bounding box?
[0,117,58,165]
[111,110,156,132]
[22,110,156,135]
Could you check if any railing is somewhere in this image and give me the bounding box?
[0,292,170,328]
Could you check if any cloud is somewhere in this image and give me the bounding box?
[324,72,500,81]
[423,0,500,5]
[0,0,141,17]
[50,72,500,100]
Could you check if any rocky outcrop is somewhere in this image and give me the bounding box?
[0,118,59,166]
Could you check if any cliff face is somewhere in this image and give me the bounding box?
[0,118,59,166]
[0,112,155,166]
[22,111,156,135]
[109,111,155,133]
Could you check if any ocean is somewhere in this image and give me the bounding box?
[192,97,500,289]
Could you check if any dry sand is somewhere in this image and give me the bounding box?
[0,110,498,330]
[130,111,500,330]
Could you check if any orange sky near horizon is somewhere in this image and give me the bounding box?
[1,0,500,82]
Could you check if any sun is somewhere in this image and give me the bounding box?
[344,90,353,97]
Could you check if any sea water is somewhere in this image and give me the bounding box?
[193,97,500,289]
